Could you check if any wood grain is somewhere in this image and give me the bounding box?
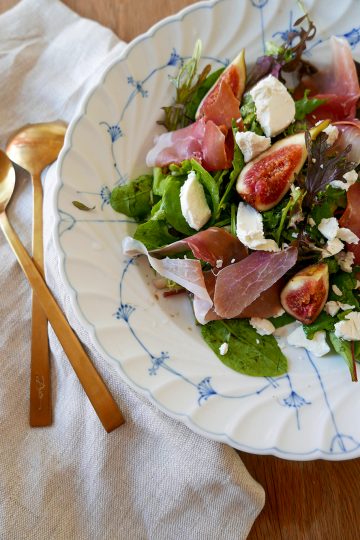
[1,0,360,537]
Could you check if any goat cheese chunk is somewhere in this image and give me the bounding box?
[336,228,359,244]
[219,342,229,355]
[236,202,280,252]
[336,251,355,273]
[287,327,330,357]
[235,131,271,163]
[249,75,295,137]
[334,312,360,341]
[180,171,211,231]
[324,301,341,317]
[250,317,275,336]
[318,217,339,240]
[330,169,358,191]
[323,124,339,146]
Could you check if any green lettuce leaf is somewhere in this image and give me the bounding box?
[201,319,288,377]
[294,89,326,120]
[328,333,358,381]
[134,220,178,250]
[110,175,153,219]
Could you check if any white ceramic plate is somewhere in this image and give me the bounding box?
[54,0,360,460]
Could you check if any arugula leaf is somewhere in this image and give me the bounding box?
[158,40,211,131]
[303,312,335,339]
[185,67,224,121]
[310,185,347,224]
[269,312,295,329]
[328,333,358,382]
[190,159,220,219]
[201,319,288,377]
[240,94,264,135]
[162,179,195,235]
[169,160,192,176]
[134,220,178,250]
[329,273,359,309]
[110,175,153,219]
[153,167,170,196]
[294,89,326,120]
[216,126,245,219]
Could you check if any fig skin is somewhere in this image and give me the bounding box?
[196,50,246,119]
[236,121,330,212]
[280,263,329,325]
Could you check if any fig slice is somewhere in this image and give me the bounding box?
[195,50,246,125]
[280,263,329,325]
[236,120,330,211]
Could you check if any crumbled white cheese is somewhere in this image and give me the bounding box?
[325,300,355,316]
[230,258,236,264]
[250,317,275,336]
[273,308,285,318]
[219,342,229,355]
[323,124,339,146]
[256,338,260,345]
[334,312,360,341]
[312,158,317,163]
[335,250,355,273]
[180,171,211,231]
[318,217,339,240]
[332,284,343,296]
[317,218,358,258]
[292,232,298,238]
[343,170,358,184]
[330,169,358,191]
[236,202,280,252]
[216,259,223,269]
[339,303,355,311]
[336,228,359,244]
[308,217,316,227]
[324,301,340,317]
[235,130,271,163]
[323,238,344,257]
[287,327,330,357]
[249,75,295,137]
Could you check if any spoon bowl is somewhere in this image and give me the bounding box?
[6,121,67,175]
[0,150,15,213]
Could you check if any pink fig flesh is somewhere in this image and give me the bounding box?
[280,263,329,325]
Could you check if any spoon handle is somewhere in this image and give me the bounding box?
[0,212,125,432]
[30,171,52,427]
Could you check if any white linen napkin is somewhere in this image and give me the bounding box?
[0,1,265,538]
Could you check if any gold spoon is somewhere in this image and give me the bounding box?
[0,149,125,432]
[7,122,67,427]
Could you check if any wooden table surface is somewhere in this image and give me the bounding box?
[2,0,360,538]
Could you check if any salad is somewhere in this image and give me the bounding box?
[109,11,360,380]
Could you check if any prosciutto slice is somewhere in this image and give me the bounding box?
[150,227,247,267]
[146,118,233,171]
[213,247,298,318]
[195,273,284,322]
[339,182,360,264]
[303,37,360,122]
[122,237,212,312]
[199,78,241,128]
[333,120,360,164]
